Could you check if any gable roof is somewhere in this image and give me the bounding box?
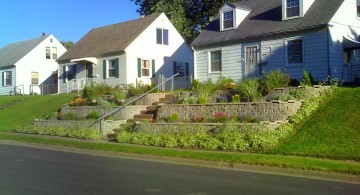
[191,0,344,48]
[0,35,49,68]
[58,13,162,62]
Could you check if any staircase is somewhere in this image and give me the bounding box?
[0,99,23,110]
[106,94,175,140]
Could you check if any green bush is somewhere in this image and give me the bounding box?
[14,126,102,140]
[235,78,262,102]
[86,111,100,119]
[126,82,150,98]
[164,114,179,123]
[261,69,290,94]
[214,76,235,90]
[301,70,313,86]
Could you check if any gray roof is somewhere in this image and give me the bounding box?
[191,0,344,48]
[0,35,49,68]
[58,14,162,62]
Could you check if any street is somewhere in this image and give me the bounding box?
[0,142,359,195]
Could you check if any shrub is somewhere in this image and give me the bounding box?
[214,76,235,90]
[235,78,262,102]
[301,70,313,86]
[191,115,205,123]
[86,111,100,119]
[261,69,290,94]
[232,94,241,103]
[216,125,248,151]
[14,126,102,140]
[164,114,179,123]
[45,112,58,120]
[212,112,231,123]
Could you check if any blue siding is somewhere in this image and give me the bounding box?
[0,67,16,95]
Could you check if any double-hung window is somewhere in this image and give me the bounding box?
[223,10,234,29]
[210,50,222,72]
[286,39,303,65]
[67,65,76,81]
[142,60,150,77]
[108,59,116,78]
[357,0,360,18]
[2,71,12,86]
[156,28,169,45]
[31,72,39,84]
[286,0,300,18]
[52,47,57,59]
[46,47,51,59]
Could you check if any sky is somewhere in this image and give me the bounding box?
[0,0,140,48]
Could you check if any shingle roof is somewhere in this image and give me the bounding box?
[0,35,49,68]
[191,0,344,48]
[57,14,162,62]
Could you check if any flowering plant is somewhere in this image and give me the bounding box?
[212,112,231,123]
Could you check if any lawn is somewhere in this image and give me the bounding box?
[0,94,75,131]
[270,87,360,161]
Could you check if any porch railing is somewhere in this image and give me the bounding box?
[66,78,95,93]
[89,73,179,131]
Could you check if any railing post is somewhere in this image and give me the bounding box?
[171,76,174,92]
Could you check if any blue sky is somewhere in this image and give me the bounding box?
[0,0,140,48]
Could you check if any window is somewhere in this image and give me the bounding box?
[46,47,50,59]
[357,0,360,18]
[108,59,117,78]
[286,0,300,18]
[2,71,12,86]
[223,10,234,29]
[286,39,303,65]
[174,62,187,77]
[142,60,150,77]
[210,50,222,72]
[52,47,57,59]
[156,28,169,45]
[67,65,76,81]
[50,38,53,43]
[31,72,39,84]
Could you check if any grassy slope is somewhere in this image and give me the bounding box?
[271,87,360,161]
[0,94,74,131]
[0,96,20,107]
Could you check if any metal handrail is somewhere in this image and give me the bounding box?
[89,73,179,128]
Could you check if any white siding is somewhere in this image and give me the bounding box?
[125,13,193,85]
[97,54,127,87]
[15,35,66,94]
[329,0,360,81]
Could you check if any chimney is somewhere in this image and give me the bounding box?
[42,32,46,37]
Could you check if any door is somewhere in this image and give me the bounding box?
[86,63,93,78]
[245,45,259,78]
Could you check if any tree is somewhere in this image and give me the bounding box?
[131,0,238,44]
[60,41,74,50]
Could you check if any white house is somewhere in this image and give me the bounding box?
[0,34,67,95]
[57,13,194,93]
[191,0,360,83]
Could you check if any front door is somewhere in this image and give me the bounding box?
[245,45,259,78]
[86,63,93,78]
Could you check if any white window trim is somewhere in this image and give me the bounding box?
[220,9,235,31]
[208,49,222,74]
[2,71,12,86]
[284,37,304,67]
[357,0,360,19]
[283,0,303,20]
[108,59,117,78]
[156,28,169,45]
[141,59,151,77]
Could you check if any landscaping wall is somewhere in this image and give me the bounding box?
[33,119,126,134]
[133,93,171,105]
[60,105,148,120]
[157,101,302,122]
[133,122,282,134]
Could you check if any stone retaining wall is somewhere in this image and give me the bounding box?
[60,105,147,120]
[157,101,302,122]
[133,122,282,134]
[33,119,126,134]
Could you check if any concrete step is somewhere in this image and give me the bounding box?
[147,105,160,110]
[106,133,118,139]
[127,119,154,123]
[165,94,174,98]
[152,102,166,106]
[159,97,173,102]
[141,110,157,114]
[134,114,154,120]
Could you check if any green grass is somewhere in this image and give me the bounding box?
[0,96,21,107]
[0,94,75,131]
[1,132,359,175]
[271,87,360,161]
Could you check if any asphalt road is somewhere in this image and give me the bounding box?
[0,143,359,195]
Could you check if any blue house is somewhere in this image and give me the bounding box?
[191,0,360,83]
